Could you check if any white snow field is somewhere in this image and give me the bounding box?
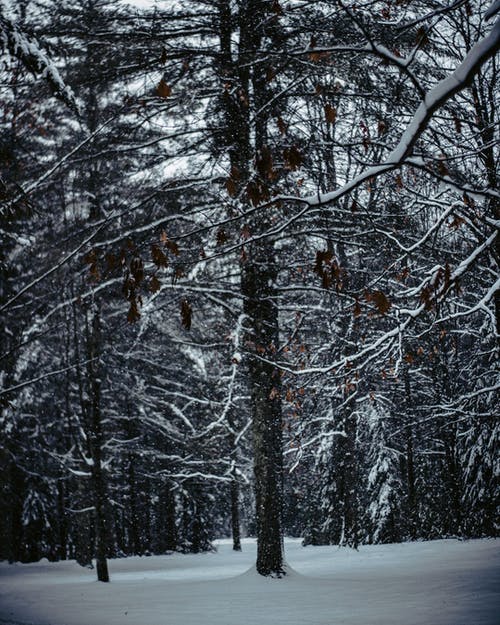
[0,538,499,625]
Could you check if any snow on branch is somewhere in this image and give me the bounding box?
[0,3,79,113]
[486,0,500,19]
[290,11,500,209]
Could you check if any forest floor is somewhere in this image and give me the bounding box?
[0,537,498,625]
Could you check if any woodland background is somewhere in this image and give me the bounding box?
[0,0,498,578]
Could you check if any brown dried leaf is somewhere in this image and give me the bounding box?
[181,298,192,330]
[283,145,303,171]
[272,0,284,15]
[150,276,161,293]
[83,249,97,265]
[226,177,238,197]
[246,180,269,206]
[324,104,337,125]
[127,299,140,323]
[255,146,274,179]
[241,224,251,240]
[89,262,100,282]
[166,239,180,255]
[377,119,387,136]
[277,116,288,135]
[366,289,391,315]
[151,244,168,268]
[156,78,172,98]
[216,228,229,246]
[105,253,118,272]
[130,256,144,284]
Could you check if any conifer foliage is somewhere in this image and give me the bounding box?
[1,0,498,578]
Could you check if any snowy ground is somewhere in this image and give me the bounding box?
[0,538,499,625]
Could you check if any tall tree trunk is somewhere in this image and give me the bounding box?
[165,485,178,552]
[217,0,285,575]
[242,259,284,575]
[57,480,68,560]
[403,365,417,539]
[87,306,109,582]
[230,476,242,551]
[337,402,359,548]
[128,459,141,555]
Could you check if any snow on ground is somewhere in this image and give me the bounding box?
[0,538,499,625]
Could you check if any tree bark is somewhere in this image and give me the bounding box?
[165,485,178,552]
[403,366,417,539]
[231,474,242,551]
[242,259,284,575]
[217,0,285,575]
[87,306,109,582]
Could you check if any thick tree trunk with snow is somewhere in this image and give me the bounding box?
[242,258,284,575]
[87,307,109,582]
[217,0,285,576]
[337,404,359,548]
[403,366,417,538]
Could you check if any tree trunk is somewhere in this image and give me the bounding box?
[337,404,359,548]
[128,459,141,555]
[87,307,109,582]
[403,365,417,539]
[57,480,68,560]
[230,477,242,551]
[242,259,284,575]
[217,0,285,576]
[165,485,178,552]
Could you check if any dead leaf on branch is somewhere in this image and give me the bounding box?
[377,119,387,135]
[365,290,391,315]
[255,146,275,180]
[272,0,284,15]
[241,224,251,240]
[314,249,345,291]
[226,177,238,197]
[283,145,303,171]
[156,78,172,98]
[324,104,337,125]
[127,299,141,323]
[149,276,161,293]
[277,116,288,135]
[181,298,192,330]
[225,165,241,197]
[165,239,180,256]
[216,228,229,246]
[246,180,270,206]
[130,255,144,285]
[151,244,168,268]
[360,120,371,152]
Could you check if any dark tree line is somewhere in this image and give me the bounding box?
[1,0,498,579]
